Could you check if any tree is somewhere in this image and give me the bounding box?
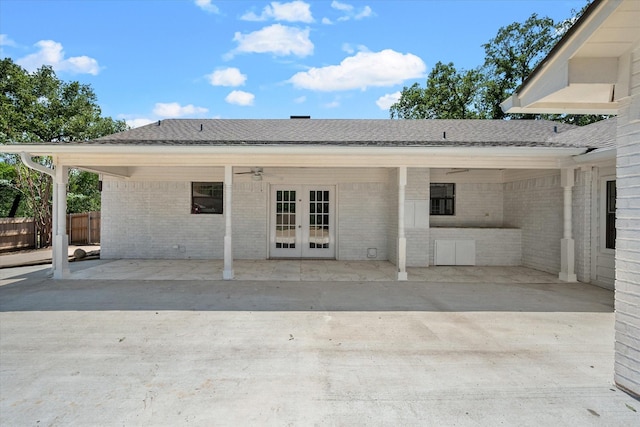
[480,13,558,119]
[0,58,127,246]
[390,62,483,119]
[67,170,102,214]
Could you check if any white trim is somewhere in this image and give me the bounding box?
[397,167,408,281]
[223,166,234,280]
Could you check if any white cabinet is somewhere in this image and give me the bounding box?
[434,240,476,265]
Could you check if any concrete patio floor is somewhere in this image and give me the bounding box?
[1,264,639,425]
[3,258,570,283]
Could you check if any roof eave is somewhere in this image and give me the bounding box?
[502,0,634,114]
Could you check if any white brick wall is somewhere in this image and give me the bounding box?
[101,180,225,259]
[233,182,267,260]
[102,167,394,262]
[503,174,563,274]
[615,44,640,396]
[338,182,389,260]
[430,170,504,228]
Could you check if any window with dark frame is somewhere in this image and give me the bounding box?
[606,180,616,249]
[430,183,455,215]
[192,182,223,214]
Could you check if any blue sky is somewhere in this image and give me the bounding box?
[1,0,586,127]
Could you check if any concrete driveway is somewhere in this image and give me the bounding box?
[1,265,638,426]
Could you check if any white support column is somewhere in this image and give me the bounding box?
[52,164,69,279]
[559,168,577,282]
[397,166,408,281]
[223,165,234,280]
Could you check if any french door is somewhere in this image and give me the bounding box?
[270,185,335,258]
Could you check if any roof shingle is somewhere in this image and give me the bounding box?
[90,119,589,148]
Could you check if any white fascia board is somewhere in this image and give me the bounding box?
[505,103,619,115]
[2,144,587,170]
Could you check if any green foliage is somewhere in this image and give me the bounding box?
[0,58,127,245]
[67,169,101,214]
[0,159,28,217]
[1,58,127,144]
[481,13,558,118]
[390,62,483,119]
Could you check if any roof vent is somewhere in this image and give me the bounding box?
[290,115,311,119]
[157,120,161,126]
[553,125,558,133]
[200,123,203,131]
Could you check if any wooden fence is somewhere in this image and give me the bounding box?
[0,217,36,252]
[0,211,100,252]
[66,211,101,245]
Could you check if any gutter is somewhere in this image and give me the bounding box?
[2,144,588,158]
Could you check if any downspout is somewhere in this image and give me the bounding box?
[20,152,55,178]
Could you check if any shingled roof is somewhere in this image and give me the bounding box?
[548,117,616,151]
[90,119,585,148]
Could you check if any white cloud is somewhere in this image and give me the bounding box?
[331,1,353,12]
[231,24,313,57]
[242,1,313,23]
[355,6,372,19]
[16,40,100,75]
[293,95,306,103]
[376,91,401,110]
[341,43,368,54]
[331,1,372,21]
[321,17,333,25]
[126,118,155,129]
[0,34,16,47]
[324,100,340,108]
[153,102,209,117]
[342,43,354,54]
[194,0,219,13]
[207,67,247,87]
[289,49,426,91]
[225,90,255,106]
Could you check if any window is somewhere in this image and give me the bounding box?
[192,182,223,214]
[606,180,616,249]
[430,183,455,215]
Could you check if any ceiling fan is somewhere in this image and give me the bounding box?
[234,167,267,181]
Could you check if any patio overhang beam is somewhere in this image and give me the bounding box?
[1,145,588,170]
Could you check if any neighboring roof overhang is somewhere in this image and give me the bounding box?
[502,0,640,114]
[1,144,588,176]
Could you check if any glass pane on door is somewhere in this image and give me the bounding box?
[275,190,296,249]
[308,190,330,249]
